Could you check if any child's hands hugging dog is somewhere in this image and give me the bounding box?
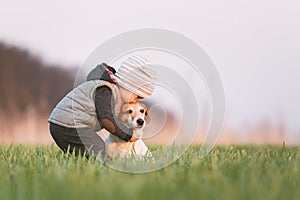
[48,55,156,159]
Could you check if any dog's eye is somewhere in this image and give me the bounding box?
[140,109,144,113]
[127,109,133,114]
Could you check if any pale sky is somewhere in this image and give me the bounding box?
[1,0,300,132]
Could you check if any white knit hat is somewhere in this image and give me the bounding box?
[115,55,156,98]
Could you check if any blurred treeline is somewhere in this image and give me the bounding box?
[0,42,75,118]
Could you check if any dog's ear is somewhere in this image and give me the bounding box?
[119,103,129,114]
[145,109,152,124]
[138,102,151,124]
[141,104,152,124]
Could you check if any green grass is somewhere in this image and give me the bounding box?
[0,144,299,200]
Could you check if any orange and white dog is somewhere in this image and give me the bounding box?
[105,102,152,159]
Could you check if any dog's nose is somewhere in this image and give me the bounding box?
[137,118,144,126]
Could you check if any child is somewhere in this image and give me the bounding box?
[48,55,156,158]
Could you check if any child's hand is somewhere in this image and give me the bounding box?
[130,135,140,142]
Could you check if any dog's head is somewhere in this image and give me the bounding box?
[119,102,148,130]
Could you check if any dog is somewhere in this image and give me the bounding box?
[105,102,152,159]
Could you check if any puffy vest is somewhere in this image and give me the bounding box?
[48,80,122,129]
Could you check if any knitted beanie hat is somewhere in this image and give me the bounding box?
[115,55,156,98]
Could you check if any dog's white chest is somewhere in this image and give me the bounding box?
[105,134,150,159]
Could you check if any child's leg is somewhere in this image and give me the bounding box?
[49,123,106,158]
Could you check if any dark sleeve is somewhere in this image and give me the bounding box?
[95,86,132,141]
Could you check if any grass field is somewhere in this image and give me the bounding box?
[0,144,299,200]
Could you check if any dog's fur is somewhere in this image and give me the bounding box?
[105,102,152,159]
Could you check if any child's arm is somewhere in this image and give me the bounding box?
[95,86,133,141]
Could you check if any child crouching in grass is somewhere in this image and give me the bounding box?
[48,55,156,158]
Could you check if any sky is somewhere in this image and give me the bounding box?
[0,0,300,133]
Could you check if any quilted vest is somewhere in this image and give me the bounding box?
[48,80,122,129]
